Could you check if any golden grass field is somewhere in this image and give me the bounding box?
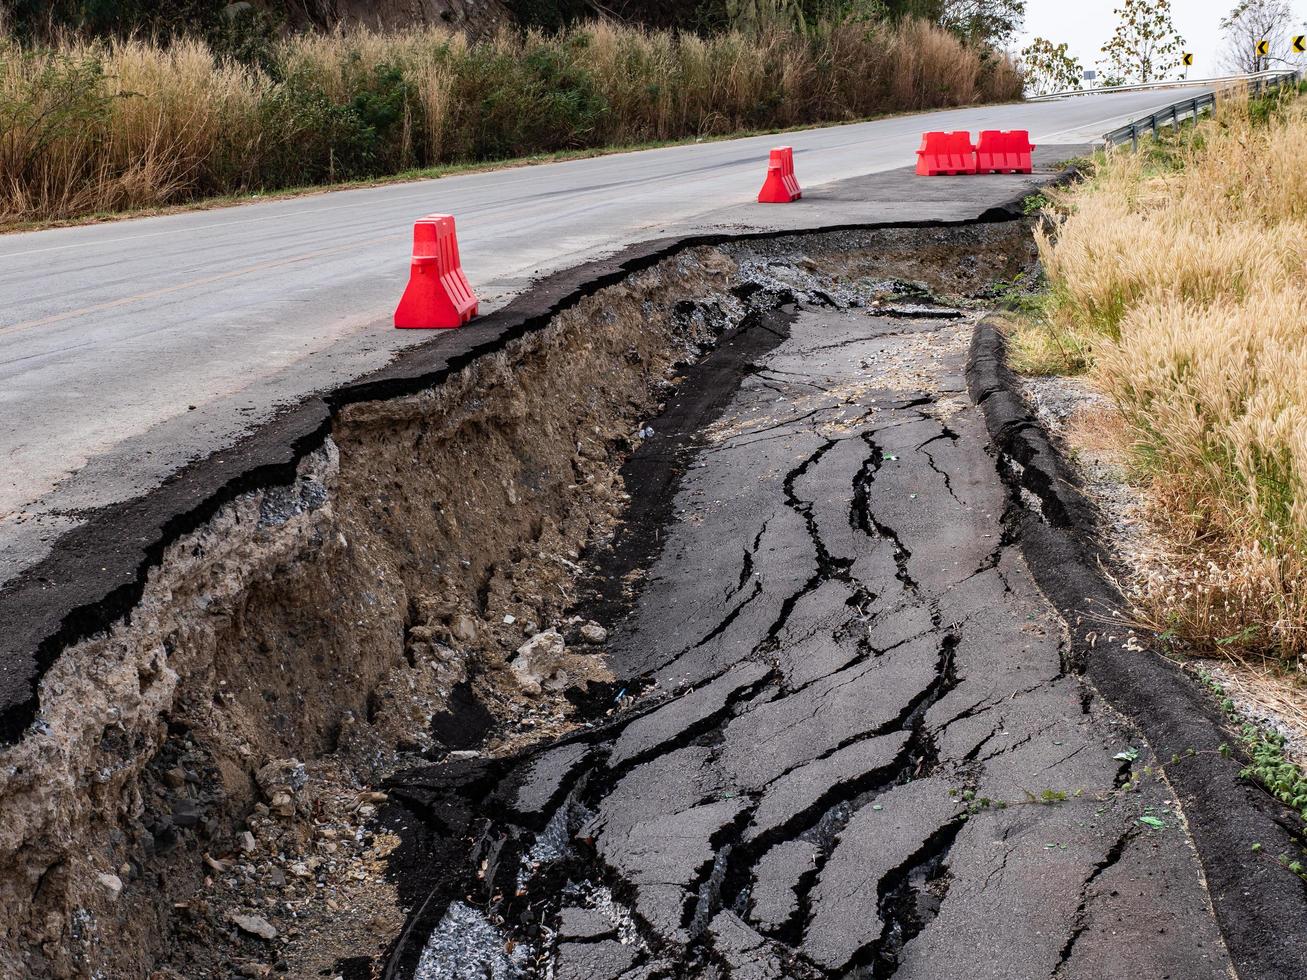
[1017,93,1307,668]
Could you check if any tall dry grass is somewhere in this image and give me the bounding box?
[1026,95,1307,664]
[0,35,265,218]
[0,19,1021,224]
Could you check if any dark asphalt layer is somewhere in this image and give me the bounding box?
[392,305,1243,979]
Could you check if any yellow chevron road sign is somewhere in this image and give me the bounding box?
[1257,39,1270,57]
[1294,35,1306,54]
[1182,52,1194,66]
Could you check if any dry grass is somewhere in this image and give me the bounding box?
[1021,93,1307,667]
[0,19,1021,225]
[0,36,264,219]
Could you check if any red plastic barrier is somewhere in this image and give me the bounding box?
[758,146,802,203]
[976,130,1035,174]
[916,131,977,176]
[394,214,478,329]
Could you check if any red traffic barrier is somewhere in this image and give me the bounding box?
[758,146,802,203]
[394,214,478,329]
[915,131,977,176]
[976,130,1035,174]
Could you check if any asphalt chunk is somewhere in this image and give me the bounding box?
[744,731,910,844]
[717,635,941,789]
[749,840,820,934]
[804,777,960,973]
[596,798,750,943]
[557,904,617,941]
[708,910,787,980]
[509,742,592,819]
[554,939,639,980]
[607,661,772,769]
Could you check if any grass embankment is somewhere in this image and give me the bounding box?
[1014,90,1307,669]
[0,19,1020,227]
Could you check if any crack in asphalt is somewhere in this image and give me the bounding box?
[861,817,967,978]
[691,579,764,651]
[1051,826,1135,978]
[920,441,964,507]
[386,302,1234,980]
[853,430,925,599]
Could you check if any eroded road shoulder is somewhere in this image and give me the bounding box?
[395,304,1232,978]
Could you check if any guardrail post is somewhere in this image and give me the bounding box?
[1131,124,1139,152]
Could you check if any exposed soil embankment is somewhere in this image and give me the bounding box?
[0,223,1037,978]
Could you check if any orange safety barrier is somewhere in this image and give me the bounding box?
[758,146,803,203]
[915,131,977,176]
[976,130,1035,174]
[393,214,478,329]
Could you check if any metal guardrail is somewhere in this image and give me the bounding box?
[1029,68,1299,102]
[1100,69,1303,149]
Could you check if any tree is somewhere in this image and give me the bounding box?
[1220,0,1294,73]
[940,0,1026,46]
[1021,37,1082,96]
[1099,0,1186,85]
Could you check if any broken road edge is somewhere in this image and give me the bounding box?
[0,186,1047,743]
[4,168,1305,973]
[968,319,1307,980]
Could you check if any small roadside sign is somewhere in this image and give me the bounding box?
[1294,35,1306,54]
[1256,39,1270,57]
[1182,52,1194,66]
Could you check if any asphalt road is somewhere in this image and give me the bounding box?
[0,88,1202,588]
[399,297,1233,979]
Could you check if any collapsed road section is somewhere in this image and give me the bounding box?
[0,214,1293,979]
[387,263,1232,980]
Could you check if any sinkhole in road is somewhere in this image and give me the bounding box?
[0,221,1074,980]
[355,239,1026,980]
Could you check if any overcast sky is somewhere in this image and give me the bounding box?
[1018,0,1307,78]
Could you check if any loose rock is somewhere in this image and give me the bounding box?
[229,912,278,941]
[97,873,124,902]
[510,630,567,695]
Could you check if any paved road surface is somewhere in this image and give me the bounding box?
[0,88,1202,587]
[400,296,1231,979]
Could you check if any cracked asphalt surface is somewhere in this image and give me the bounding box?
[396,302,1236,978]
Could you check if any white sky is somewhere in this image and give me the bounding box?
[1018,0,1307,77]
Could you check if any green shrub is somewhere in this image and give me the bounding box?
[251,60,419,184]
